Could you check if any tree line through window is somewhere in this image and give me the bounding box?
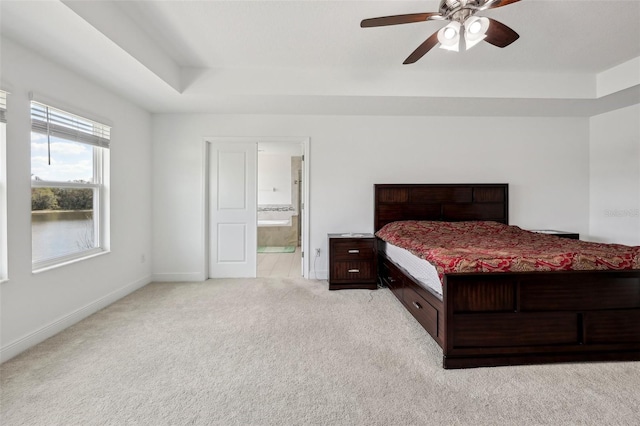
[31,186,93,211]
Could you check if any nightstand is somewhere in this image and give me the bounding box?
[328,233,378,290]
[530,230,579,240]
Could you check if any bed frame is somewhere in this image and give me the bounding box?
[375,184,640,368]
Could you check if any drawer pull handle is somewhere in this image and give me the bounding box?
[348,249,360,254]
[413,301,422,310]
[348,269,360,273]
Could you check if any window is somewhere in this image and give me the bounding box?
[30,101,110,270]
[0,90,7,280]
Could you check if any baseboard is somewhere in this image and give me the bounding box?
[151,272,206,282]
[0,275,152,363]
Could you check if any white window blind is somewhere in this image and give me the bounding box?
[0,91,7,124]
[30,101,110,148]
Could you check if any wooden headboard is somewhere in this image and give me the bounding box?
[374,184,509,232]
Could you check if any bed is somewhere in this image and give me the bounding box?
[374,183,640,368]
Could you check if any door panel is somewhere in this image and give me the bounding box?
[209,142,257,278]
[218,151,247,209]
[217,223,246,262]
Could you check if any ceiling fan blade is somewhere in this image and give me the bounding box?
[484,18,519,48]
[361,12,441,28]
[403,31,440,64]
[485,0,521,9]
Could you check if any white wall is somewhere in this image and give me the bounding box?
[589,104,640,245]
[257,153,292,205]
[152,114,590,280]
[0,39,153,361]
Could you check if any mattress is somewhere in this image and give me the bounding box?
[377,220,640,281]
[379,240,443,296]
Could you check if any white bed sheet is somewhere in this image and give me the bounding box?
[379,241,442,296]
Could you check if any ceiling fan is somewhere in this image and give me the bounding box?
[361,0,521,64]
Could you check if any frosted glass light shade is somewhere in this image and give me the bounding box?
[464,16,489,50]
[437,21,462,52]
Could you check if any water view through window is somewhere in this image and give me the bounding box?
[31,186,96,263]
[32,209,94,263]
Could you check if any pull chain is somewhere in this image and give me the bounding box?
[46,106,51,165]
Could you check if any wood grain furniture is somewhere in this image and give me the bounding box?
[375,183,640,368]
[530,229,580,240]
[328,233,378,290]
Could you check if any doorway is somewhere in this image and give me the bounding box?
[256,141,304,278]
[206,137,310,279]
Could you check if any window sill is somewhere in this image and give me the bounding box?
[32,249,110,274]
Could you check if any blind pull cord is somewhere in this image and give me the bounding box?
[46,106,51,165]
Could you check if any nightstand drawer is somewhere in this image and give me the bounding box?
[331,240,376,260]
[327,233,377,290]
[331,260,376,281]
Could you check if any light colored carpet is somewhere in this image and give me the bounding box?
[257,246,296,253]
[1,278,639,425]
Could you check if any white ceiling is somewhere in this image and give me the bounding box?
[1,0,639,116]
[114,0,639,73]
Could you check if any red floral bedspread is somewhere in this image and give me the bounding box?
[376,221,640,280]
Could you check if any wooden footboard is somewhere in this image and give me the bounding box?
[380,253,640,368]
[442,270,640,368]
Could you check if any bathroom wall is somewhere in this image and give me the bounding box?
[291,156,302,246]
[258,151,292,205]
[257,145,302,247]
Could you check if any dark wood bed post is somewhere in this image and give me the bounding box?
[374,183,640,368]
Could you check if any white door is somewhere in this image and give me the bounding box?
[299,155,305,274]
[209,142,257,278]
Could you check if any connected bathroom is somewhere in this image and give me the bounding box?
[257,143,303,250]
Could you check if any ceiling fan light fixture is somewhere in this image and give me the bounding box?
[446,27,459,39]
[468,21,482,34]
[437,21,461,51]
[360,0,521,63]
[463,16,489,50]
